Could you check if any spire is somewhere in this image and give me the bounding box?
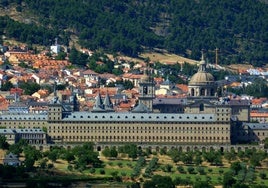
[132,102,150,113]
[198,50,207,72]
[103,90,114,112]
[92,92,104,112]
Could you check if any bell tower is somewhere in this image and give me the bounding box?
[138,68,155,112]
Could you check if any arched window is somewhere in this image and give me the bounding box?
[191,88,194,96]
[200,88,205,96]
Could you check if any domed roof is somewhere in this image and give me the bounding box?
[188,53,215,85]
[189,72,214,85]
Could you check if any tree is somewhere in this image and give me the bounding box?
[118,144,137,159]
[177,166,185,173]
[187,166,196,174]
[19,81,40,95]
[194,154,203,166]
[230,162,243,175]
[193,181,213,188]
[223,171,236,188]
[9,139,28,155]
[143,175,175,188]
[69,46,89,66]
[162,164,173,172]
[24,157,35,170]
[224,150,237,162]
[39,159,48,169]
[63,151,75,163]
[167,148,181,163]
[259,171,267,180]
[1,81,14,91]
[0,135,9,149]
[264,137,268,149]
[181,152,193,164]
[102,147,111,158]
[47,150,58,163]
[110,146,118,158]
[196,166,205,175]
[55,51,67,60]
[23,145,42,170]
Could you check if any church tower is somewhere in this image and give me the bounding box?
[138,68,155,112]
[48,81,62,121]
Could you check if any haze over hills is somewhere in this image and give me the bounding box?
[0,0,268,66]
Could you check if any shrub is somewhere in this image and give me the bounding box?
[177,166,185,173]
[89,168,95,174]
[197,166,206,175]
[187,166,195,174]
[208,168,213,173]
[99,169,105,174]
[67,165,73,171]
[259,171,267,179]
[219,169,224,174]
[152,151,157,155]
[47,163,54,169]
[173,177,182,185]
[126,162,133,168]
[162,164,173,172]
[117,162,123,168]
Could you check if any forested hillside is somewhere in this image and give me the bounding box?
[0,0,268,66]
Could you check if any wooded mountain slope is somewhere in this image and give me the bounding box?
[0,0,268,66]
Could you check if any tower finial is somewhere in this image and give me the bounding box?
[198,50,206,72]
[201,49,205,61]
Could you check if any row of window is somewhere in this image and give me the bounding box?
[69,115,214,120]
[51,121,228,125]
[51,130,230,134]
[49,126,229,131]
[217,109,229,112]
[1,122,46,125]
[54,135,230,141]
[19,135,44,138]
[1,117,46,120]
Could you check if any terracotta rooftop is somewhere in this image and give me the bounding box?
[83,69,98,75]
[250,112,268,117]
[176,84,188,93]
[251,98,267,105]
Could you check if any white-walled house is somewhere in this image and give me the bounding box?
[83,69,99,87]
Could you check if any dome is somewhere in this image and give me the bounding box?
[189,72,214,85]
[189,52,215,86]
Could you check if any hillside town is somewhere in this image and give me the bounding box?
[0,42,268,148]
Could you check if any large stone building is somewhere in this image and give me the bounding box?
[0,55,265,151]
